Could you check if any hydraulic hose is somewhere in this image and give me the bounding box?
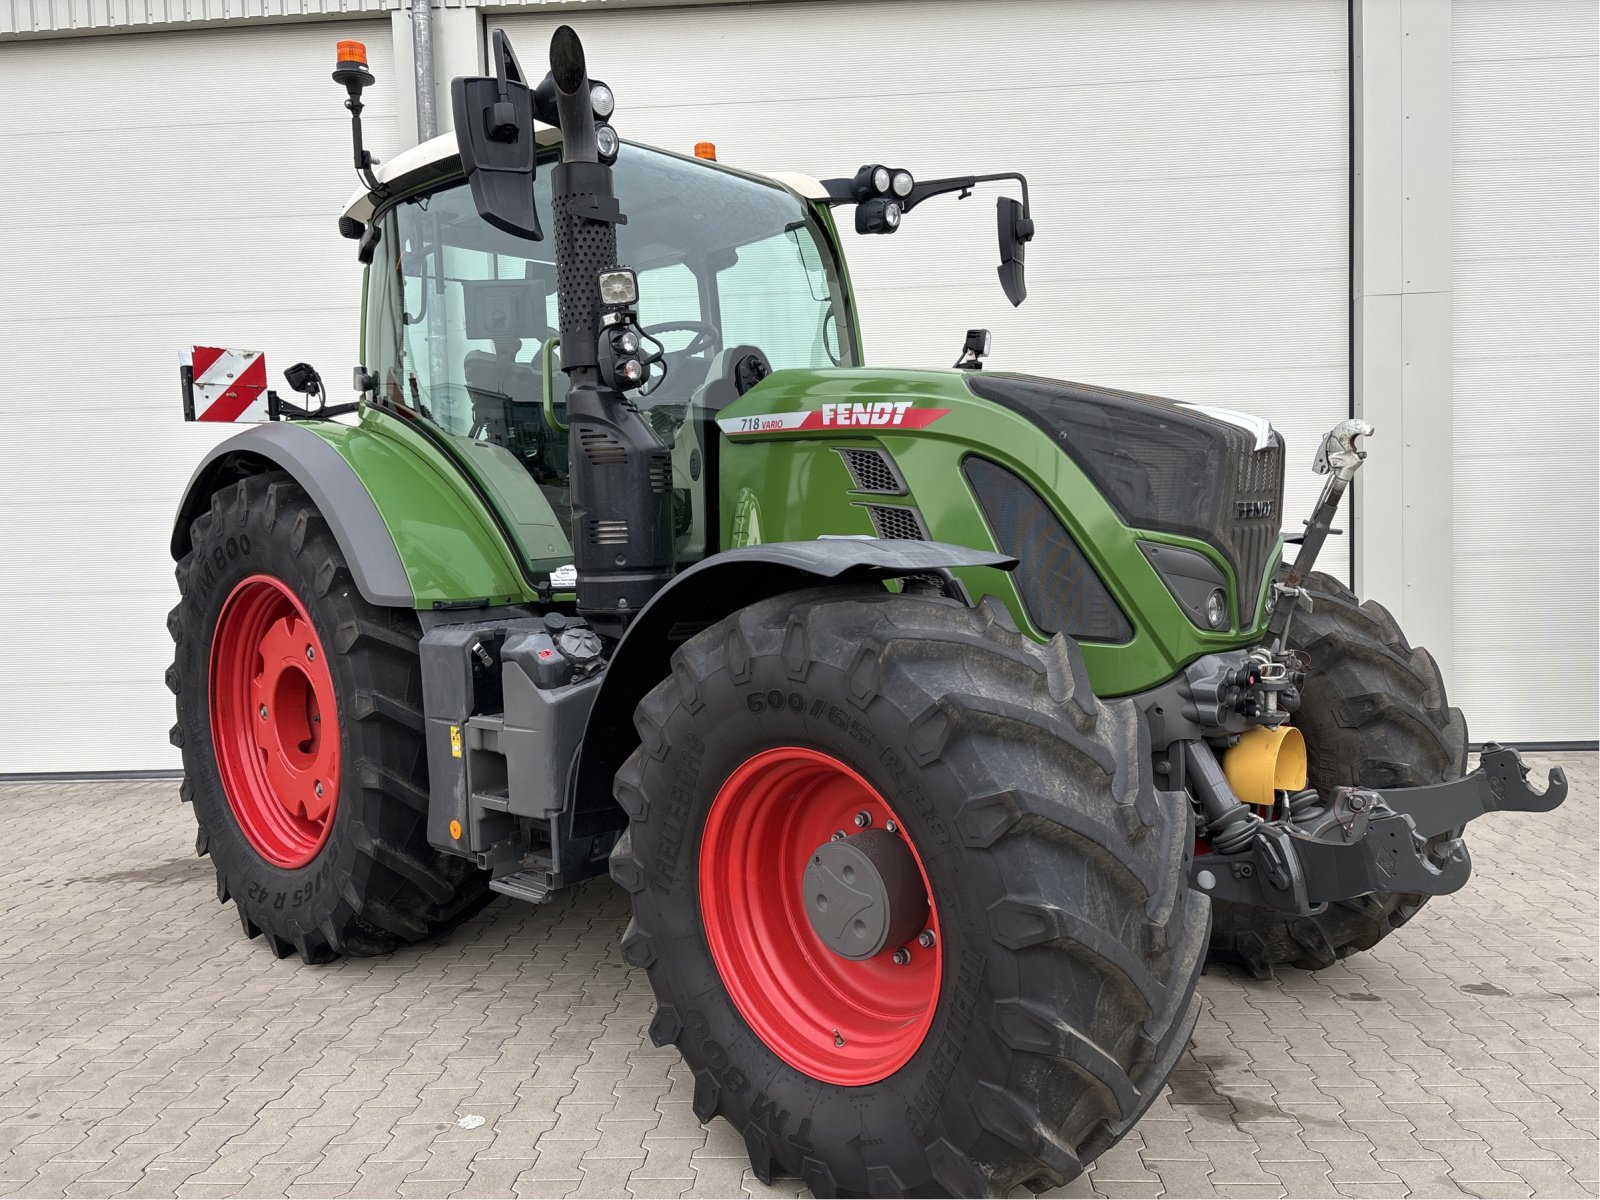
[1185,740,1263,856]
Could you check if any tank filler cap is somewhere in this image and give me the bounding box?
[555,625,603,667]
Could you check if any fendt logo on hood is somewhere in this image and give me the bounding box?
[821,401,913,426]
[717,403,951,437]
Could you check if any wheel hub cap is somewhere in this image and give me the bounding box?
[803,830,928,961]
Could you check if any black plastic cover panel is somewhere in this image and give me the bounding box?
[963,456,1133,643]
[966,373,1285,602]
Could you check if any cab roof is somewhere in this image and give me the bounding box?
[340,128,830,223]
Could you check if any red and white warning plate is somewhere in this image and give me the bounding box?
[717,402,950,437]
[187,346,270,423]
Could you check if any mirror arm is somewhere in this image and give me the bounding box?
[817,171,1032,218]
[901,171,1030,217]
[491,29,527,86]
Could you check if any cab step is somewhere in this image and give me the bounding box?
[489,870,554,904]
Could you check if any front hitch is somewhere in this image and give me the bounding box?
[1192,745,1567,913]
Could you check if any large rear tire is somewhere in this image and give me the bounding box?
[167,473,491,963]
[611,589,1208,1197]
[1207,572,1469,978]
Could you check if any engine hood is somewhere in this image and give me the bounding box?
[965,372,1287,602]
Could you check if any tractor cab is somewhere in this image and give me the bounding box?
[349,137,857,581]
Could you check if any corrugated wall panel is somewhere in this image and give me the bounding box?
[0,20,397,772]
[1,0,393,37]
[0,0,767,41]
[1453,0,1599,742]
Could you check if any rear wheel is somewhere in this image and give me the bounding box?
[1207,572,1469,978]
[167,473,491,962]
[611,589,1208,1196]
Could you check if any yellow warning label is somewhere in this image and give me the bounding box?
[450,725,463,758]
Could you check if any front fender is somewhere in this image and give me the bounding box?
[571,538,1015,817]
[170,414,537,609]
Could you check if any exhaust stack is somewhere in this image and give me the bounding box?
[543,26,674,637]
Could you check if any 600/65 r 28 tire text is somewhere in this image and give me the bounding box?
[611,589,1209,1197]
[167,473,490,963]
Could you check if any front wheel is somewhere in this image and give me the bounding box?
[611,590,1208,1197]
[1206,572,1469,978]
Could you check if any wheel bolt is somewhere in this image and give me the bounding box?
[258,705,268,720]
[892,947,911,966]
[918,930,936,948]
[315,780,324,798]
[305,646,315,661]
[885,820,899,834]
[853,811,871,829]
[831,830,846,841]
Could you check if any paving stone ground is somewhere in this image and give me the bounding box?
[0,752,1594,1199]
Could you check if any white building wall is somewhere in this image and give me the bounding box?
[1451,0,1599,744]
[0,20,399,773]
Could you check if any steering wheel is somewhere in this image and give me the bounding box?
[644,320,718,358]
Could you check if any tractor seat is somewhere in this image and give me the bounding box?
[464,336,548,461]
[464,339,540,412]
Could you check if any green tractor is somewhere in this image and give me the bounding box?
[167,27,1568,1197]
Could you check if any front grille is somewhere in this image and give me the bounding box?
[865,504,927,540]
[1226,436,1284,616]
[837,447,907,494]
[964,373,1286,604]
[963,456,1132,643]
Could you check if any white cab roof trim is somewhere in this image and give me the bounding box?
[757,170,830,200]
[341,131,830,220]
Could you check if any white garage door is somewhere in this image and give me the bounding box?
[495,0,1351,567]
[1453,0,1598,743]
[0,21,397,773]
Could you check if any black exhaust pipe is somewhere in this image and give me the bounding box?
[544,25,674,637]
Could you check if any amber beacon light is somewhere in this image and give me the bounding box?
[333,40,373,89]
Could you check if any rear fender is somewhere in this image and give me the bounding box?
[170,418,536,609]
[571,539,1015,819]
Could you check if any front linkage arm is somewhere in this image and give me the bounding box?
[1377,743,1569,839]
[1194,745,1568,913]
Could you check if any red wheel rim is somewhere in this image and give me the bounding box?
[209,574,340,869]
[699,747,942,1086]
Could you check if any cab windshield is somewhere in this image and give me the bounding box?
[364,143,856,577]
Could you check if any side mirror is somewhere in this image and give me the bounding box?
[997,196,1034,307]
[451,31,542,240]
